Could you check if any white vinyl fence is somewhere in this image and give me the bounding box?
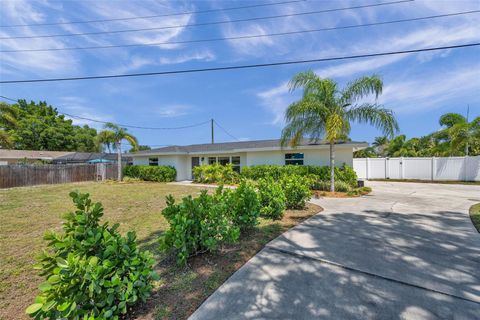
[353,156,480,181]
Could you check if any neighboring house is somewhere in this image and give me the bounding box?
[129,139,367,181]
[0,149,124,165]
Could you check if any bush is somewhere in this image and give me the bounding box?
[258,177,286,220]
[312,180,352,192]
[123,165,176,182]
[280,175,312,209]
[192,163,239,184]
[159,190,240,265]
[241,164,357,187]
[225,180,261,229]
[26,192,158,319]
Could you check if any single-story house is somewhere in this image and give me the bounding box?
[129,139,368,181]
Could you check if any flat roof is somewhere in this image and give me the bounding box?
[130,139,368,156]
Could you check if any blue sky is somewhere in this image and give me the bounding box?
[0,0,479,151]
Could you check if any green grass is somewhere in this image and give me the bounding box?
[370,179,480,185]
[470,203,480,233]
[0,181,322,320]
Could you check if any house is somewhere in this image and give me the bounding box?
[0,149,123,165]
[129,139,368,181]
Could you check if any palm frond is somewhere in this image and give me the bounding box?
[340,75,383,105]
[347,103,399,138]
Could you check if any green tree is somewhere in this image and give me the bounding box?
[281,71,398,191]
[98,123,138,181]
[3,100,99,151]
[132,145,151,152]
[437,112,480,156]
[372,136,389,156]
[0,102,18,148]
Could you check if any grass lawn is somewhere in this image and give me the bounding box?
[0,181,321,320]
[470,203,480,233]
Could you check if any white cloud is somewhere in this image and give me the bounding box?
[156,104,191,118]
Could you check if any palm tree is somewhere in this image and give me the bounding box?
[98,123,138,181]
[437,112,480,156]
[281,71,398,191]
[0,102,19,148]
[372,136,389,156]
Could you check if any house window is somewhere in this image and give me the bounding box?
[208,157,217,164]
[231,156,241,172]
[218,157,230,165]
[149,157,158,166]
[285,153,304,165]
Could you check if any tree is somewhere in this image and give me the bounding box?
[131,145,151,152]
[437,112,480,156]
[281,71,398,191]
[0,102,18,148]
[1,100,99,151]
[372,136,389,156]
[98,123,138,181]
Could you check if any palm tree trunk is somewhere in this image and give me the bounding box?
[329,141,335,192]
[116,141,122,181]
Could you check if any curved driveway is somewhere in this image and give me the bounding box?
[190,182,480,320]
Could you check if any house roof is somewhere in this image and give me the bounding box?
[130,139,368,156]
[0,149,72,160]
[53,152,119,162]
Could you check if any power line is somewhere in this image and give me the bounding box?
[0,0,305,28]
[0,0,412,40]
[2,43,478,84]
[3,10,477,53]
[214,120,240,141]
[0,95,211,130]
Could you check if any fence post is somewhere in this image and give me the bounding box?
[400,157,404,179]
[464,156,468,182]
[366,158,369,180]
[431,157,435,181]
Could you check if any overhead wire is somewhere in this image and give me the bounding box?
[0,0,413,40]
[2,10,477,53]
[0,95,211,130]
[1,43,478,84]
[214,120,240,141]
[0,0,305,28]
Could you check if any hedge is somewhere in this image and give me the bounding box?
[241,164,357,187]
[123,165,176,182]
[192,163,239,184]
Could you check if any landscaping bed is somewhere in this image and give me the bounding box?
[0,181,321,319]
[470,203,480,232]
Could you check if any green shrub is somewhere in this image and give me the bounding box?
[159,190,240,265]
[258,177,286,220]
[280,175,312,209]
[193,163,239,184]
[224,180,261,229]
[123,165,176,182]
[312,180,351,192]
[241,164,357,187]
[26,192,158,319]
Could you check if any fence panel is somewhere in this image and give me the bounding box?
[353,156,480,181]
[0,163,119,188]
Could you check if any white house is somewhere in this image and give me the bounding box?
[129,139,367,181]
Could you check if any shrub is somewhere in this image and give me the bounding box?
[257,177,286,220]
[312,180,351,192]
[123,165,176,182]
[193,163,239,184]
[225,180,261,229]
[26,192,158,319]
[280,175,312,209]
[159,190,240,265]
[241,164,357,187]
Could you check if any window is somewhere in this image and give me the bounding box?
[231,156,241,172]
[285,153,304,165]
[218,157,230,165]
[208,157,217,164]
[149,157,158,166]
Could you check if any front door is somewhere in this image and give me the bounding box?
[191,157,200,179]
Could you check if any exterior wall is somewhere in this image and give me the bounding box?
[132,155,190,181]
[245,147,353,167]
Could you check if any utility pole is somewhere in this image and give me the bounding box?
[465,105,469,156]
[211,118,214,144]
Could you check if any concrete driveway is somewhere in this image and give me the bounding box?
[190,182,480,320]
